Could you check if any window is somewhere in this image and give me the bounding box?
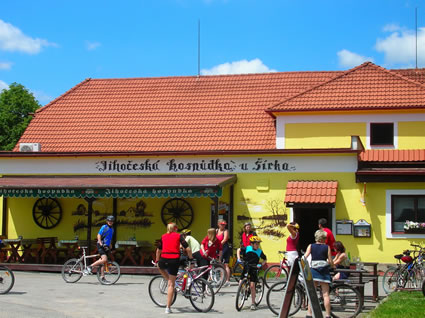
[370,123,394,146]
[391,195,425,232]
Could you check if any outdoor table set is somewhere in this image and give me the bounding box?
[0,237,60,264]
[115,240,155,266]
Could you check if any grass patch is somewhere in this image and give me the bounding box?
[368,291,425,317]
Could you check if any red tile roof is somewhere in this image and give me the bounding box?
[268,62,425,113]
[15,63,425,153]
[359,149,425,162]
[284,180,338,204]
[15,72,339,152]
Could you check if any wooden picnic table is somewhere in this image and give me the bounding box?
[21,239,39,263]
[115,240,138,266]
[58,240,79,260]
[333,262,379,302]
[2,238,22,263]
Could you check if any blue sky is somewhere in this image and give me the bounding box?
[1,0,425,105]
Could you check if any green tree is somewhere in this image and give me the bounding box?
[0,83,41,151]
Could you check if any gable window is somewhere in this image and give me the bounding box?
[391,195,425,232]
[370,123,394,146]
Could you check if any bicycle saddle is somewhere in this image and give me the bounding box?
[394,254,404,259]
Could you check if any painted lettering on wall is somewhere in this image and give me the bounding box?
[94,158,296,173]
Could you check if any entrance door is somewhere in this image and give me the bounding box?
[293,207,332,252]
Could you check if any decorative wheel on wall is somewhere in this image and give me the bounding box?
[32,198,63,229]
[161,198,194,230]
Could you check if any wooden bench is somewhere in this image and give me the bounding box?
[333,267,379,302]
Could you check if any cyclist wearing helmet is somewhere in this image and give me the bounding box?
[87,215,115,283]
[181,229,202,265]
[241,235,267,310]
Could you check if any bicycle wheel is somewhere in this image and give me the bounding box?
[188,278,215,312]
[209,264,226,294]
[266,281,302,316]
[61,258,83,283]
[329,284,362,318]
[97,261,121,285]
[264,264,289,289]
[382,266,400,294]
[235,278,249,311]
[232,261,244,282]
[0,266,15,294]
[255,277,265,306]
[148,275,177,308]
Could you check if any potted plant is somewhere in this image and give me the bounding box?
[404,220,425,234]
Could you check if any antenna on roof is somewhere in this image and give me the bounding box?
[416,7,418,69]
[198,19,201,78]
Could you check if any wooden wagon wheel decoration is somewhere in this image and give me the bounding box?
[32,198,63,229]
[161,198,194,230]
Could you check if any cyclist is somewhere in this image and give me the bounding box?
[236,222,257,261]
[304,229,335,318]
[286,222,300,267]
[181,229,202,266]
[240,235,267,311]
[87,215,115,283]
[217,220,231,287]
[155,223,193,314]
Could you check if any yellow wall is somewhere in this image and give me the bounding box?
[3,155,424,265]
[285,122,366,149]
[398,121,425,148]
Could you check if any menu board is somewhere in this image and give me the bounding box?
[336,220,353,235]
[353,219,371,237]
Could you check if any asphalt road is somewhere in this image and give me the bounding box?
[0,271,383,318]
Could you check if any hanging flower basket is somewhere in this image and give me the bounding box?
[404,220,425,234]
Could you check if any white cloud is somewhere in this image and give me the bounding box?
[382,24,401,32]
[31,90,54,105]
[201,58,276,75]
[0,19,56,54]
[375,27,425,65]
[0,61,12,70]
[86,41,101,51]
[0,80,9,91]
[337,49,374,68]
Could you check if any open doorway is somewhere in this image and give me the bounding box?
[293,206,333,252]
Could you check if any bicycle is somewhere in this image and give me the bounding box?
[235,263,265,311]
[266,274,362,317]
[263,250,290,289]
[148,260,215,312]
[0,265,15,294]
[382,243,424,294]
[192,257,226,294]
[61,246,121,285]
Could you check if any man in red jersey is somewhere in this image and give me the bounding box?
[318,218,336,257]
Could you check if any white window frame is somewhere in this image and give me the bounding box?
[386,189,425,238]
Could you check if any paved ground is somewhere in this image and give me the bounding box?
[0,271,385,318]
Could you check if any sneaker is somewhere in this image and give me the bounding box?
[101,277,110,284]
[82,269,89,276]
[223,281,231,288]
[86,266,92,274]
[250,304,256,311]
[165,307,172,314]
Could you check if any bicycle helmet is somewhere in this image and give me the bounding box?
[181,229,191,235]
[106,215,115,222]
[249,235,262,243]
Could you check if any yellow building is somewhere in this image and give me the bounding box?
[1,62,424,265]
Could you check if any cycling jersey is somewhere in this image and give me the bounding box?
[159,232,188,259]
[98,224,114,246]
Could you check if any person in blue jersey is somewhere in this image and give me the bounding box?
[86,215,115,283]
[240,235,267,311]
